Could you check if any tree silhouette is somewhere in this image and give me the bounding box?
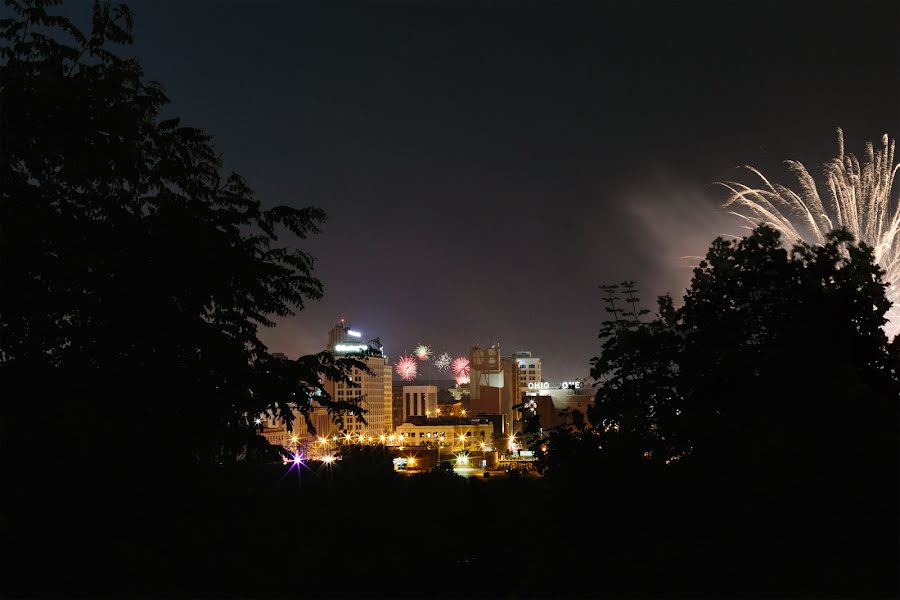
[580,227,899,472]
[539,225,899,594]
[1,0,372,466]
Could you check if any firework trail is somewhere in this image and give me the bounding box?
[414,344,432,361]
[720,129,900,336]
[432,352,451,373]
[451,356,470,384]
[395,355,418,381]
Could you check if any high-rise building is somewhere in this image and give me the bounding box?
[401,385,438,420]
[512,351,542,394]
[319,320,393,438]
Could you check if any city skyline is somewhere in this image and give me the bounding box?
[5,0,898,596]
[51,0,900,378]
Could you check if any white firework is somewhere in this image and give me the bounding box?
[432,352,451,373]
[721,129,900,336]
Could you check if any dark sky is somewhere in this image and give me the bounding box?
[63,0,899,381]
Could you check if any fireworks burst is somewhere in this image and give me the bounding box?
[451,356,470,384]
[432,352,452,373]
[395,355,418,381]
[721,128,900,335]
[414,344,432,361]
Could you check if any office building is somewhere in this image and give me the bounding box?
[402,385,438,420]
[319,320,393,438]
[512,351,542,394]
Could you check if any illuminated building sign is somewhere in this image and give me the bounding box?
[527,381,584,390]
[347,330,362,338]
[334,343,368,353]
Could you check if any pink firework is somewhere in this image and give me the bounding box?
[395,355,418,381]
[451,356,470,383]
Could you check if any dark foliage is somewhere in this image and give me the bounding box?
[536,226,899,594]
[1,0,379,592]
[1,0,377,462]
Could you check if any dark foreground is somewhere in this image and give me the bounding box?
[4,449,897,597]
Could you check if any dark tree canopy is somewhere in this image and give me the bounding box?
[540,226,899,478]
[581,226,899,471]
[0,0,370,465]
[529,226,899,594]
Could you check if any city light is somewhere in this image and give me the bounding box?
[321,455,335,464]
[254,418,262,425]
[335,343,368,353]
[347,330,362,338]
[290,434,299,444]
[455,453,470,465]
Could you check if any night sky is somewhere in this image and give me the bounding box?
[63,0,899,381]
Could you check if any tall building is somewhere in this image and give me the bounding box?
[469,345,503,392]
[319,320,393,438]
[401,385,438,420]
[512,351,542,394]
[468,344,533,434]
[466,347,546,435]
